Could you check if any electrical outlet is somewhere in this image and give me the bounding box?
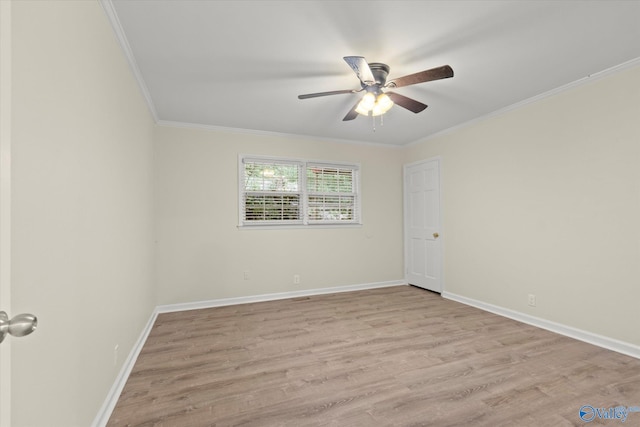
[293,274,300,285]
[243,270,250,280]
[528,294,536,307]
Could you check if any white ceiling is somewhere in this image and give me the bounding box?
[106,0,640,146]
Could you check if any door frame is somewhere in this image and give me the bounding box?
[403,156,444,293]
[0,1,12,425]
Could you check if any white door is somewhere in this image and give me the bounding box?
[404,158,442,292]
[0,2,11,423]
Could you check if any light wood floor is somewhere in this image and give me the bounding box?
[107,286,640,426]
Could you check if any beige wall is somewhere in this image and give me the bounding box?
[154,125,405,304]
[403,65,640,346]
[11,1,155,426]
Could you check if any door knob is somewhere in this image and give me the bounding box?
[433,232,439,238]
[0,311,37,344]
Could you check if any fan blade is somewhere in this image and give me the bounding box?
[298,89,356,99]
[386,65,453,89]
[387,92,428,113]
[342,101,360,121]
[343,56,375,86]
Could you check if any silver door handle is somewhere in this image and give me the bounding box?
[0,311,37,344]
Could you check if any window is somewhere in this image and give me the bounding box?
[240,156,360,227]
[307,165,357,223]
[242,159,303,224]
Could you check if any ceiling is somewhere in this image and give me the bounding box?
[105,1,640,146]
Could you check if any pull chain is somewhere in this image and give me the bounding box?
[370,114,386,132]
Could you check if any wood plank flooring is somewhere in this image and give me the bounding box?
[107,286,640,426]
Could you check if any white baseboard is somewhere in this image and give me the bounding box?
[91,310,159,427]
[92,280,406,425]
[156,280,407,313]
[442,291,640,360]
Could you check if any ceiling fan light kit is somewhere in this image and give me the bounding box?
[355,91,394,117]
[298,56,454,126]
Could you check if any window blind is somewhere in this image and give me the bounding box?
[306,164,358,224]
[242,159,303,224]
[239,156,360,227]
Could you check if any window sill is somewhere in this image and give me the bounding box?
[238,223,363,230]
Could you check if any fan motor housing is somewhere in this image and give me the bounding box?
[368,63,390,86]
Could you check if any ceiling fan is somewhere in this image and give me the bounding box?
[298,56,454,121]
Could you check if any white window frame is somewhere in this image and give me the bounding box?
[238,155,361,228]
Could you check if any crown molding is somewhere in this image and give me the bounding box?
[99,1,640,149]
[99,0,159,122]
[408,56,640,147]
[156,120,404,149]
